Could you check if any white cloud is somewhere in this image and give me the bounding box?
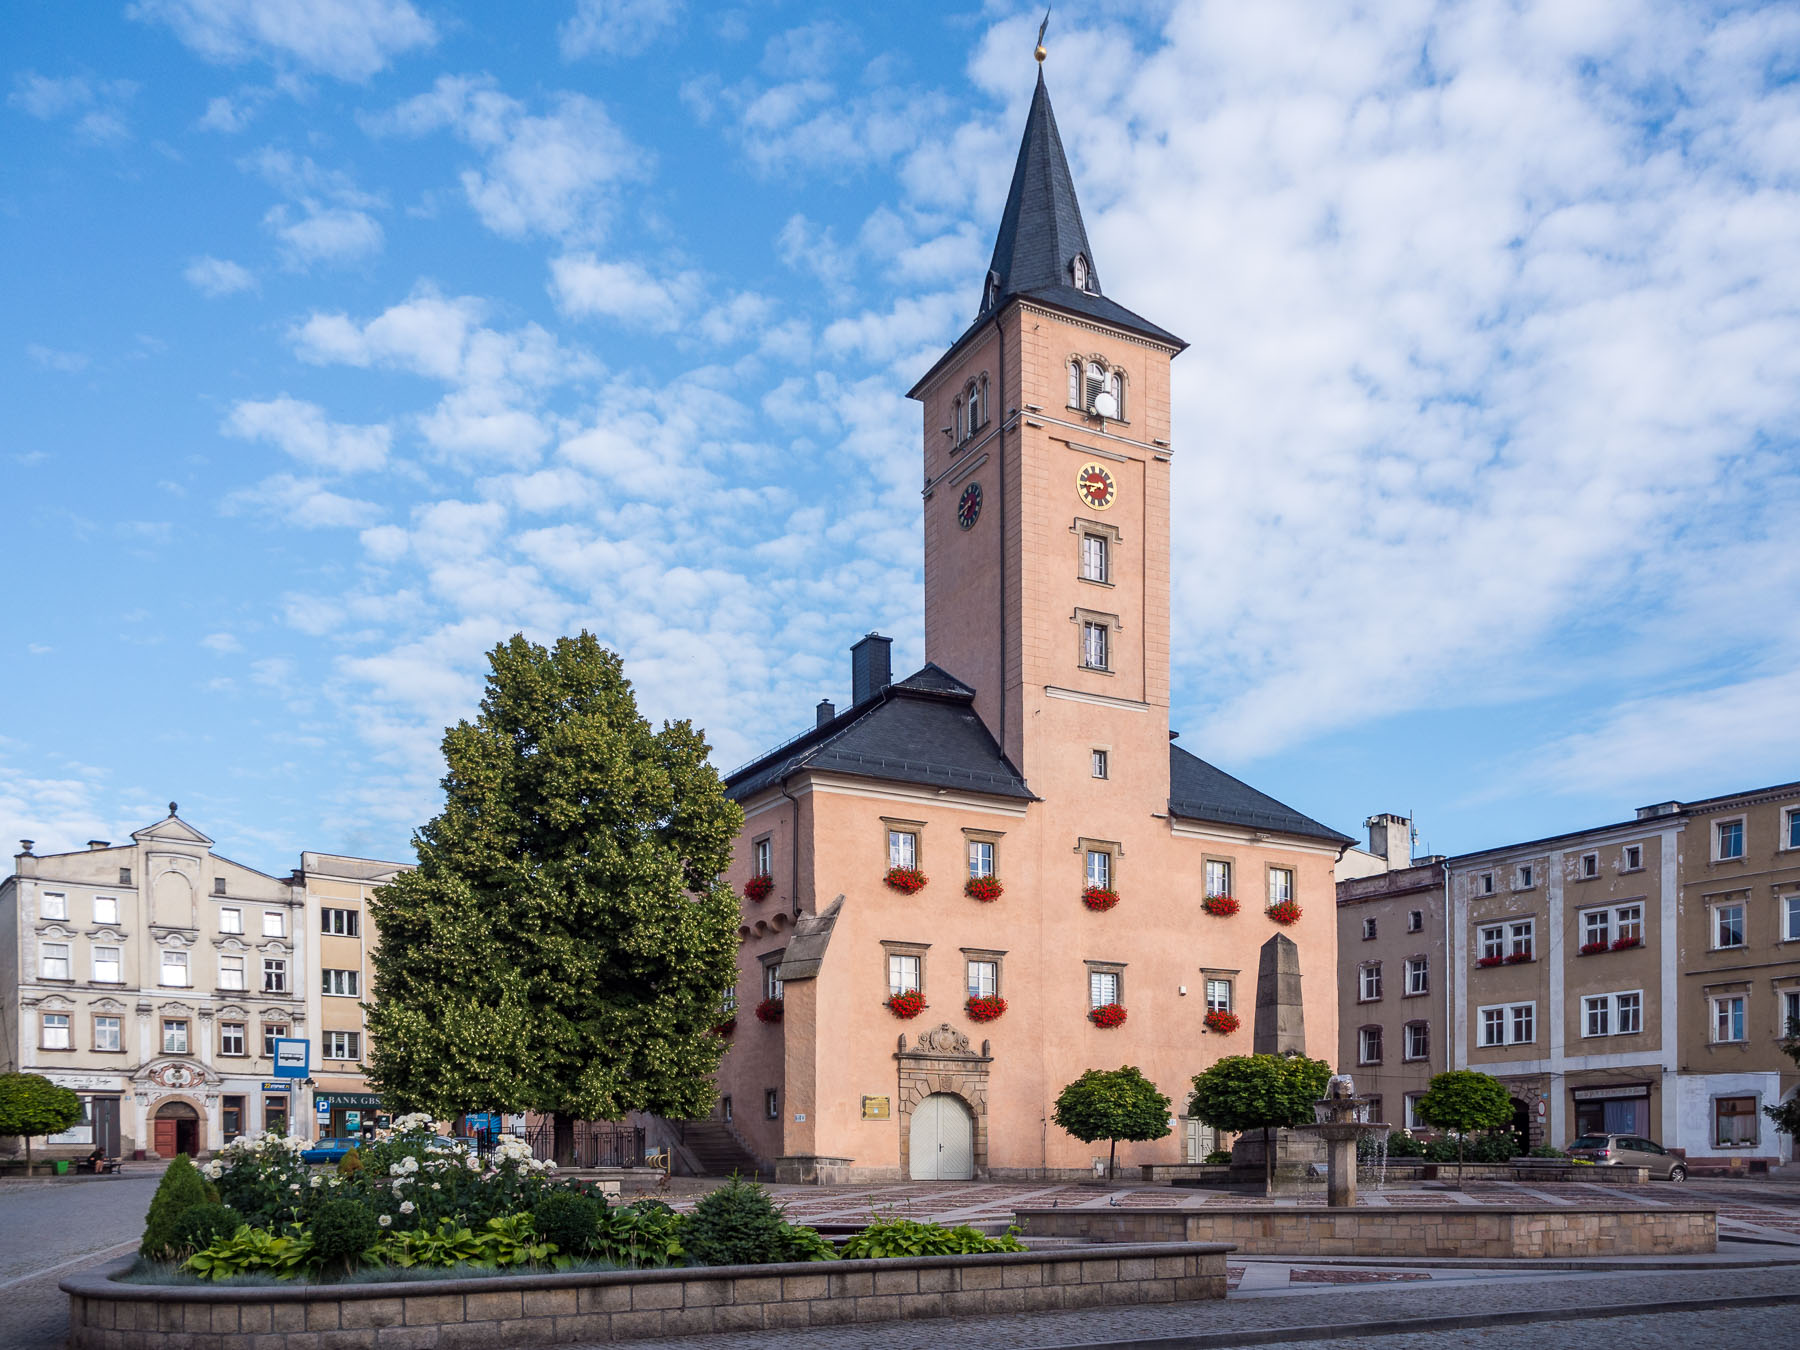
[26,344,89,373]
[200,632,243,653]
[222,473,383,528]
[548,255,704,330]
[183,255,257,296]
[265,202,384,266]
[224,396,390,473]
[559,0,682,61]
[128,0,435,81]
[197,87,272,132]
[9,71,138,143]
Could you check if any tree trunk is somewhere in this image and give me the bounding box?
[1109,1137,1117,1180]
[24,1135,32,1178]
[1264,1126,1273,1193]
[552,1113,576,1167]
[1456,1133,1465,1183]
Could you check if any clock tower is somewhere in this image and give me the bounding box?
[909,67,1186,803]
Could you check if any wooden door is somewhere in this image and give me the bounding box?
[908,1094,974,1180]
[153,1119,177,1157]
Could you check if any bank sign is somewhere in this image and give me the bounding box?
[273,1038,310,1078]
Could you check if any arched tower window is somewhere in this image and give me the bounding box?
[1067,359,1081,409]
[1071,253,1089,291]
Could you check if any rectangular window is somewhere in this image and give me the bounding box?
[93,895,118,925]
[118,866,132,884]
[1616,904,1643,945]
[41,891,67,920]
[220,1022,246,1056]
[262,1024,288,1058]
[1089,970,1120,1008]
[1267,867,1294,907]
[1408,909,1423,933]
[1359,964,1382,1001]
[1784,894,1800,943]
[40,942,70,980]
[1583,909,1610,948]
[1516,864,1534,889]
[163,1019,189,1055]
[325,1031,360,1060]
[1362,917,1378,940]
[967,960,998,999]
[264,1098,288,1135]
[1510,1003,1535,1044]
[264,958,289,993]
[1204,860,1231,899]
[765,1089,779,1120]
[1404,1093,1427,1130]
[1581,852,1599,878]
[42,1012,70,1049]
[1086,849,1112,891]
[321,967,358,996]
[1358,1026,1382,1064]
[752,837,771,877]
[161,950,189,987]
[967,840,994,879]
[219,956,246,991]
[1404,1022,1429,1061]
[219,908,242,934]
[1091,748,1108,779]
[763,962,782,1001]
[1716,903,1746,949]
[262,910,285,938]
[214,877,227,895]
[1616,991,1642,1035]
[321,908,360,937]
[1080,533,1109,583]
[222,1096,245,1142]
[1406,957,1428,996]
[1624,844,1643,871]
[1784,989,1800,1036]
[1204,978,1232,1012]
[1081,621,1109,671]
[1480,925,1504,961]
[1583,995,1611,1038]
[91,945,121,983]
[887,829,916,870]
[1509,920,1535,959]
[94,1015,121,1052]
[1481,873,1495,895]
[887,953,921,996]
[721,1095,733,1123]
[1712,995,1747,1043]
[1787,808,1800,851]
[1715,1096,1759,1147]
[1717,820,1745,860]
[1480,1006,1507,1047]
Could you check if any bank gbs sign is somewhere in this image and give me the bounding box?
[273,1039,309,1078]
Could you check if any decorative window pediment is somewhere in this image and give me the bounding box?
[36,921,78,938]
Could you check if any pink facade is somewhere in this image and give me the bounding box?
[713,71,1348,1182]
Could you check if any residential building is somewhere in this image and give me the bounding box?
[706,68,1352,1182]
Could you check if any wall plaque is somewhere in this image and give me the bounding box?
[861,1096,890,1120]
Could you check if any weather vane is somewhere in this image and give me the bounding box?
[1036,7,1050,63]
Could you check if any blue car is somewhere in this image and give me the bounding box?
[300,1136,363,1165]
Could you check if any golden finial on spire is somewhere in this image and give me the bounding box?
[1035,7,1050,62]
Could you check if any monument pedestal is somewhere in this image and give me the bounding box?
[1229,1128,1326,1192]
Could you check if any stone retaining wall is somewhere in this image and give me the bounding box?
[1015,1206,1715,1258]
[63,1243,1230,1348]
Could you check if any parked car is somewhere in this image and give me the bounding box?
[425,1135,472,1155]
[1566,1134,1687,1180]
[299,1136,363,1165]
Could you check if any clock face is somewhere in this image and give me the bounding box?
[1076,462,1117,511]
[957,481,983,530]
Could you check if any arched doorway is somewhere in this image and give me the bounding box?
[153,1100,201,1158]
[1510,1097,1532,1154]
[908,1093,974,1180]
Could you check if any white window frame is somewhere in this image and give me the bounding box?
[1479,924,1504,961]
[1714,1094,1760,1148]
[1089,969,1121,1009]
[1091,748,1109,779]
[1081,620,1110,671]
[1715,817,1746,861]
[1405,957,1428,996]
[887,953,921,997]
[321,967,358,997]
[1404,1021,1429,1061]
[263,958,288,993]
[219,907,242,935]
[321,908,360,937]
[1582,908,1611,948]
[1785,807,1800,852]
[1359,963,1382,1002]
[1508,919,1535,959]
[1782,894,1800,944]
[1477,1001,1536,1047]
[1267,867,1294,908]
[752,837,772,877]
[1204,977,1232,1012]
[1515,864,1535,890]
[94,1015,121,1052]
[1480,872,1495,895]
[1404,1093,1427,1129]
[887,829,917,870]
[1086,849,1112,891]
[41,1012,70,1049]
[219,955,246,991]
[1616,989,1642,1035]
[262,910,285,938]
[1361,917,1378,940]
[91,945,121,983]
[1711,994,1747,1043]
[967,959,998,999]
[324,1030,361,1060]
[40,942,70,980]
[763,958,783,1001]
[1783,988,1800,1035]
[1407,909,1423,933]
[1204,859,1231,898]
[220,1022,246,1057]
[41,891,67,921]
[1511,1002,1536,1044]
[161,949,190,987]
[93,895,118,925]
[163,1018,189,1055]
[1582,994,1611,1038]
[1623,844,1643,872]
[1579,852,1599,879]
[967,840,994,879]
[1714,902,1746,950]
[1358,1026,1382,1064]
[1080,533,1109,583]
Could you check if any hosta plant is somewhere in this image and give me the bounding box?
[838,1218,1024,1259]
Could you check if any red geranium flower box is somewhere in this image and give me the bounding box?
[1203,1008,1241,1035]
[712,1017,737,1037]
[1611,936,1642,951]
[1202,894,1239,918]
[965,876,1004,903]
[754,997,784,1023]
[884,867,927,894]
[1082,886,1119,912]
[1089,1002,1127,1028]
[1476,955,1503,968]
[886,989,927,1019]
[966,995,1007,1023]
[1267,899,1302,925]
[743,874,775,903]
[1580,940,1609,956]
[1503,951,1532,964]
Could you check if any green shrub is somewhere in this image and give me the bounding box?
[1528,1145,1568,1159]
[1384,1131,1427,1158]
[773,1224,838,1262]
[838,1218,1024,1259]
[186,1227,315,1280]
[140,1155,219,1259]
[169,1203,240,1257]
[533,1191,600,1256]
[1424,1131,1515,1164]
[310,1199,379,1273]
[338,1149,362,1176]
[681,1176,789,1266]
[593,1200,684,1268]
[1203,1149,1233,1165]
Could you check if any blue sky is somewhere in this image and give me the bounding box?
[5,1,1799,876]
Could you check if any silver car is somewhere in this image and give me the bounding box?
[1566,1133,1687,1180]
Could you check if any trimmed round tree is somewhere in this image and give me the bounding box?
[1052,1066,1172,1179]
[364,632,744,1162]
[1414,1070,1514,1173]
[1187,1052,1332,1189]
[0,1072,82,1176]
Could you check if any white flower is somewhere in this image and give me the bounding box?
[399,1201,414,1214]
[378,1214,392,1228]
[545,1161,557,1172]
[464,1155,480,1171]
[389,1163,405,1176]
[288,1183,300,1192]
[310,1176,322,1189]
[431,1183,441,1191]
[400,1156,418,1173]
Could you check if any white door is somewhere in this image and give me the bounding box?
[909,1093,974,1180]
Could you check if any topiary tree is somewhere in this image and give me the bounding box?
[1051,1066,1173,1179]
[680,1175,790,1266]
[365,633,743,1164]
[140,1154,219,1259]
[310,1198,379,1276]
[533,1190,602,1257]
[1187,1052,1333,1189]
[1414,1070,1514,1174]
[0,1072,82,1176]
[169,1203,240,1258]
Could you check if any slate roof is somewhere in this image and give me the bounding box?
[724,664,1033,803]
[1168,744,1353,845]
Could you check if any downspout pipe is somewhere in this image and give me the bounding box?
[779,774,802,920]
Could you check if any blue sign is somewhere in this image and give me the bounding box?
[273,1038,309,1078]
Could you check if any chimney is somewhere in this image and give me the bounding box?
[87,840,111,850]
[815,699,836,728]
[1365,814,1412,864]
[850,632,892,705]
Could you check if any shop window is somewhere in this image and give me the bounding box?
[222,1096,245,1142]
[1574,1093,1648,1137]
[264,1098,288,1135]
[1715,1095,1759,1147]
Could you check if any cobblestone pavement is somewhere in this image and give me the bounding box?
[1242,1304,1800,1349]
[0,1174,159,1350]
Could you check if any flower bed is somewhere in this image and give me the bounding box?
[1202,894,1239,917]
[754,996,784,1023]
[885,989,926,1019]
[742,874,774,903]
[1202,1008,1240,1035]
[965,875,1003,903]
[965,995,1007,1023]
[884,866,927,894]
[1082,885,1119,912]
[1476,955,1503,968]
[1089,1002,1127,1028]
[1266,899,1302,925]
[1580,940,1608,956]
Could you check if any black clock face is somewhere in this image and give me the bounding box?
[958,481,983,530]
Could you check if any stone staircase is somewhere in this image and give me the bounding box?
[675,1118,767,1179]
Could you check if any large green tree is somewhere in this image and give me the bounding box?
[1187,1052,1332,1189]
[1052,1066,1173,1179]
[1762,1016,1800,1142]
[0,1072,82,1175]
[365,633,743,1160]
[1414,1070,1514,1174]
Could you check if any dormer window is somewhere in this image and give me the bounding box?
[1071,253,1090,291]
